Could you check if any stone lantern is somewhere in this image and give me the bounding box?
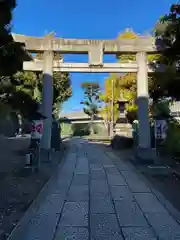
[115,94,131,136]
[117,93,128,120]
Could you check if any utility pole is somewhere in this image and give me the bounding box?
[111,79,114,137]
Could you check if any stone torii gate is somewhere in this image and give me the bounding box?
[12,33,160,156]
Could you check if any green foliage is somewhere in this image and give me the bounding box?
[153,4,180,100]
[152,99,171,118]
[0,71,72,119]
[100,76,120,129]
[154,4,180,64]
[81,81,101,119]
[13,71,41,100]
[0,74,39,119]
[51,72,72,119]
[0,0,16,31]
[60,122,73,136]
[0,1,26,76]
[126,105,138,124]
[71,123,90,136]
[163,120,180,158]
[152,5,180,159]
[70,122,106,137]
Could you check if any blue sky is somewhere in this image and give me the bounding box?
[13,0,175,112]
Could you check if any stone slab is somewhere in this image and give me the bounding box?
[134,193,166,213]
[110,185,134,201]
[66,186,89,201]
[90,180,110,197]
[90,196,115,214]
[38,193,65,214]
[104,167,120,175]
[122,227,156,240]
[18,211,60,240]
[145,212,180,240]
[75,166,89,174]
[49,181,72,195]
[90,214,123,240]
[59,202,88,227]
[71,174,89,185]
[101,159,113,165]
[103,164,116,168]
[121,171,151,193]
[90,163,103,170]
[115,162,132,171]
[91,169,106,180]
[55,227,89,240]
[107,174,127,186]
[115,200,149,227]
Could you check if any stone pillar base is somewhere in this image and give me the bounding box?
[135,147,157,164]
[40,148,53,163]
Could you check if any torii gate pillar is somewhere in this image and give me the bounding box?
[41,50,53,150]
[136,52,151,151]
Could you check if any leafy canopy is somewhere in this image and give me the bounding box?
[153,4,180,100]
[81,82,101,119]
[0,71,72,120]
[100,75,120,124]
[0,0,27,76]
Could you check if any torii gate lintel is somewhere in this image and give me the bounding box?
[13,33,157,158]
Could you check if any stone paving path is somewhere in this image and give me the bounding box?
[8,138,180,239]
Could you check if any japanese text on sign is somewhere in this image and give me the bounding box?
[31,120,43,139]
[154,120,168,139]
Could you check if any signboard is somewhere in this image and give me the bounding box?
[154,119,168,139]
[31,120,43,139]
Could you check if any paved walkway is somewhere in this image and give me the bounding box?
[9,138,180,239]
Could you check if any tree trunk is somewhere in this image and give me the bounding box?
[107,122,111,137]
[90,115,94,135]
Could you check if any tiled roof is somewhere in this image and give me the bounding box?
[59,111,90,119]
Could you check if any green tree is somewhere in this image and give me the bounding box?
[81,81,101,134]
[0,71,72,120]
[52,72,72,119]
[0,0,27,76]
[34,53,72,119]
[153,3,180,100]
[155,4,180,64]
[117,29,159,103]
[0,75,39,119]
[100,75,120,135]
[102,29,162,123]
[100,30,139,125]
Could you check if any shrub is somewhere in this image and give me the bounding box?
[126,105,138,124]
[71,123,90,136]
[162,120,180,158]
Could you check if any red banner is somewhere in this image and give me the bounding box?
[31,123,43,134]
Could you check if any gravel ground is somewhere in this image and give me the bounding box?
[0,136,64,240]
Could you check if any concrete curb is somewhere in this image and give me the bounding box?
[7,144,68,240]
